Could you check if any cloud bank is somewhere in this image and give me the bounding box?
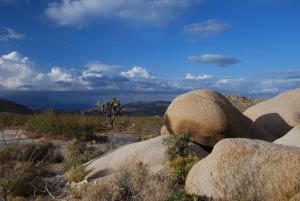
[0,51,299,108]
[44,0,202,27]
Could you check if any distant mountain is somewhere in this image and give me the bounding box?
[85,101,171,116]
[0,99,33,114]
[85,96,265,116]
[0,94,266,116]
[85,95,266,116]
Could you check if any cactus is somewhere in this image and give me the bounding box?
[97,97,123,129]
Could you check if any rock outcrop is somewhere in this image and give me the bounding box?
[164,90,275,147]
[186,138,300,201]
[244,89,300,138]
[84,135,208,181]
[274,126,300,148]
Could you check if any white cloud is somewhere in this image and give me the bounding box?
[44,0,201,27]
[0,26,25,42]
[120,66,150,78]
[81,61,120,78]
[186,73,213,80]
[188,54,240,67]
[47,67,74,82]
[1,51,300,100]
[184,19,231,39]
[0,51,32,88]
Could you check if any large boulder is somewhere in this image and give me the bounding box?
[185,138,300,201]
[84,135,209,181]
[164,90,275,147]
[244,89,300,138]
[274,126,300,148]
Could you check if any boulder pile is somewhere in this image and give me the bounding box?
[185,138,300,201]
[84,135,208,181]
[163,90,275,147]
[82,89,300,201]
[274,125,300,148]
[244,89,300,138]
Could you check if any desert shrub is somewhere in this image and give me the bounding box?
[11,196,28,201]
[169,156,200,184]
[70,182,115,201]
[112,116,163,135]
[1,112,163,138]
[0,141,55,164]
[167,134,200,185]
[64,154,82,171]
[167,134,196,160]
[0,161,44,199]
[114,168,139,200]
[66,165,86,183]
[64,140,123,170]
[34,196,45,201]
[24,110,105,140]
[18,141,55,163]
[0,142,58,200]
[166,192,213,201]
[71,162,179,201]
[0,113,28,129]
[47,146,64,163]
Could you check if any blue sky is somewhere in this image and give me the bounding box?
[0,0,300,109]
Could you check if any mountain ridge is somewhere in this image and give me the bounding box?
[0,99,33,114]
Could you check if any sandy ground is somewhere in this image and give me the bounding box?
[0,130,140,149]
[0,129,34,147]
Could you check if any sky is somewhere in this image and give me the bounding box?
[0,0,300,109]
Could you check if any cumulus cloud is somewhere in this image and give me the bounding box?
[0,51,33,88]
[120,66,151,78]
[188,54,240,67]
[186,73,213,80]
[0,51,153,91]
[184,19,231,39]
[44,0,201,27]
[0,26,25,42]
[1,51,300,109]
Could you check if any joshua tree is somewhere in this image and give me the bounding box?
[97,97,123,130]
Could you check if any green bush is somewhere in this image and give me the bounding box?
[167,134,200,185]
[169,156,200,184]
[167,134,196,160]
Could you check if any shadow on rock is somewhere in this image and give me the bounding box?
[255,113,293,138]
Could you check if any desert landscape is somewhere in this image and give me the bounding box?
[0,89,300,201]
[1,1,300,200]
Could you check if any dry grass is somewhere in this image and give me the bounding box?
[70,162,179,201]
[0,112,163,140]
[0,141,57,200]
[66,165,86,183]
